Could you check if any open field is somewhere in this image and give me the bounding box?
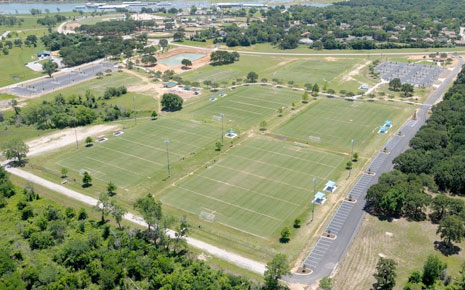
[53,118,219,189]
[333,214,465,290]
[162,135,346,238]
[274,98,414,154]
[186,86,303,130]
[0,44,44,87]
[181,54,361,87]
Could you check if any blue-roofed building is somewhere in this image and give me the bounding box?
[384,120,393,127]
[225,129,237,139]
[379,125,388,134]
[313,192,327,205]
[359,84,370,90]
[324,181,337,192]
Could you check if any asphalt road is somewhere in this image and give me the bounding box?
[285,57,464,285]
[8,61,118,97]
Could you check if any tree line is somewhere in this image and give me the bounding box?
[0,166,292,289]
[366,66,465,253]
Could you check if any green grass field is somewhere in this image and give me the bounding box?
[182,54,361,87]
[56,118,219,189]
[187,86,303,130]
[274,98,412,154]
[161,136,346,238]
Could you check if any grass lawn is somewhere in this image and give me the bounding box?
[23,71,158,114]
[186,85,303,130]
[161,135,346,238]
[0,44,44,87]
[274,98,414,155]
[50,118,219,189]
[333,214,465,290]
[181,54,361,87]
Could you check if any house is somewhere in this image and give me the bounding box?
[299,38,314,45]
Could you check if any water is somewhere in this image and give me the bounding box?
[0,1,331,14]
[158,53,205,66]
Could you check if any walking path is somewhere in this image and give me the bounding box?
[284,56,464,285]
[4,166,267,275]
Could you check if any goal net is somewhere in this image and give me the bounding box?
[199,211,216,222]
[212,115,222,122]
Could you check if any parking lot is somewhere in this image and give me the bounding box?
[374,61,443,86]
[9,61,118,97]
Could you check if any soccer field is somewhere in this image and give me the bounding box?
[161,136,346,238]
[57,119,219,188]
[274,98,411,154]
[191,86,303,129]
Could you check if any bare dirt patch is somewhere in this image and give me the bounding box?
[324,57,337,62]
[27,124,119,157]
[341,60,370,83]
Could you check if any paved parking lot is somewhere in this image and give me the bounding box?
[9,61,118,97]
[374,61,443,86]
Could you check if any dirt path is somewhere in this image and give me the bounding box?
[27,124,119,157]
[5,166,267,275]
[122,69,163,112]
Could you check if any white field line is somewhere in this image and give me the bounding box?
[226,100,277,111]
[229,154,328,180]
[196,174,301,207]
[214,104,263,116]
[150,123,215,140]
[244,145,337,170]
[85,156,145,177]
[99,144,165,166]
[177,186,282,222]
[214,164,313,193]
[6,166,267,274]
[118,137,183,157]
[132,132,204,151]
[235,94,290,107]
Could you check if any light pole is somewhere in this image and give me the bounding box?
[220,112,224,145]
[133,95,137,124]
[73,117,78,149]
[351,139,354,158]
[165,139,171,178]
[311,177,316,222]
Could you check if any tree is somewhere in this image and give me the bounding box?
[389,78,402,91]
[141,55,157,66]
[264,253,290,290]
[293,218,301,228]
[134,194,162,231]
[161,93,183,111]
[174,216,190,253]
[373,257,397,290]
[60,168,68,178]
[110,202,126,230]
[151,111,158,120]
[173,31,185,41]
[346,161,353,169]
[215,141,223,151]
[422,255,446,286]
[318,277,332,290]
[159,39,168,50]
[181,58,192,68]
[401,83,414,97]
[312,83,320,96]
[85,137,93,147]
[277,107,283,117]
[96,192,111,223]
[107,181,117,196]
[42,59,58,78]
[353,153,359,162]
[3,139,29,165]
[10,99,20,115]
[437,215,464,247]
[246,71,258,83]
[260,120,267,131]
[82,171,92,187]
[302,91,309,103]
[280,227,290,243]
[78,208,88,220]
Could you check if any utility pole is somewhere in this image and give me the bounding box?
[73,117,78,149]
[165,139,171,178]
[311,177,316,222]
[133,95,137,124]
[220,112,224,145]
